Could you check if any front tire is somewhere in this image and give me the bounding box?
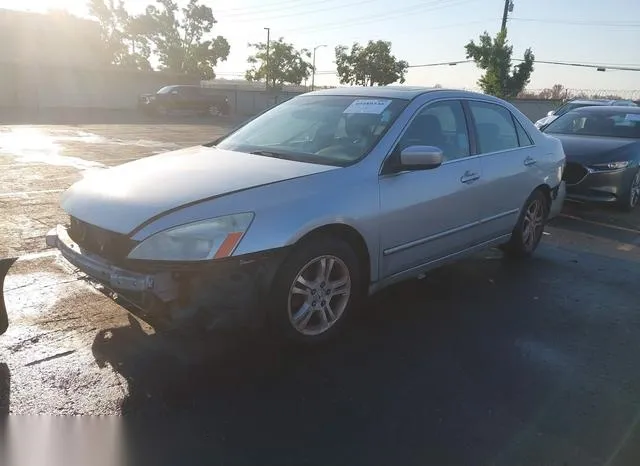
[268,236,363,344]
[503,190,549,259]
[618,168,640,212]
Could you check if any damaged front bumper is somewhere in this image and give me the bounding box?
[46,225,176,300]
[0,225,286,336]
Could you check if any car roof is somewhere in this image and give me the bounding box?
[162,84,199,89]
[571,105,640,114]
[569,99,610,105]
[306,86,483,100]
[569,99,634,105]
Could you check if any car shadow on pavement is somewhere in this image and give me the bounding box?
[90,244,640,466]
[0,363,9,415]
[86,249,578,465]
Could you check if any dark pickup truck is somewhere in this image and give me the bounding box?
[138,85,230,116]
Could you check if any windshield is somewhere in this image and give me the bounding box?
[554,102,601,117]
[215,95,409,166]
[157,86,177,94]
[544,110,640,138]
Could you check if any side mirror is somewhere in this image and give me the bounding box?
[399,145,443,171]
[547,110,555,117]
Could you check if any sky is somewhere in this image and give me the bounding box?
[2,0,640,92]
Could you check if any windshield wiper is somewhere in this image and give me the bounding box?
[249,150,291,159]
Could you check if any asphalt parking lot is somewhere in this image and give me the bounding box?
[1,117,640,465]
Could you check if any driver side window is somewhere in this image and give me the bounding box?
[398,100,470,162]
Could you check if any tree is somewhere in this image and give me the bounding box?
[245,38,312,89]
[335,40,408,86]
[141,0,230,79]
[87,0,152,70]
[465,29,534,98]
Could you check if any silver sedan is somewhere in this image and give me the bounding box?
[14,87,566,343]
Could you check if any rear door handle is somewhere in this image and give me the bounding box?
[460,171,480,184]
[524,156,537,166]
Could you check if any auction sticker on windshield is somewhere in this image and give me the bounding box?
[625,113,640,122]
[343,99,392,114]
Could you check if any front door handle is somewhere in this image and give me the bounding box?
[524,156,537,166]
[460,171,480,184]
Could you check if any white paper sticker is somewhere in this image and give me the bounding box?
[343,99,392,114]
[624,113,640,122]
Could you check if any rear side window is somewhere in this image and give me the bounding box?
[468,101,519,154]
[513,117,533,146]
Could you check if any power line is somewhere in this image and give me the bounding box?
[219,0,381,23]
[408,60,473,68]
[510,17,640,28]
[215,0,320,15]
[516,59,640,72]
[312,58,640,75]
[280,0,479,34]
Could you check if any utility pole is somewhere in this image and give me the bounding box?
[311,44,326,91]
[501,0,514,32]
[264,27,271,90]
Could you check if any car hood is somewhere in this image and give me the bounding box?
[62,145,338,234]
[549,134,637,164]
[535,115,557,128]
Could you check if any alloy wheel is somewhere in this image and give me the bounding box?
[630,171,640,209]
[287,255,351,336]
[522,199,545,251]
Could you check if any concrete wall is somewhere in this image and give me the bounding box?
[202,86,301,116]
[0,63,563,121]
[0,64,199,109]
[214,87,562,122]
[509,99,562,122]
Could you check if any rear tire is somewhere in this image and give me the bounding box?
[268,235,363,345]
[502,190,549,259]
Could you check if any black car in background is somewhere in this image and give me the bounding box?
[543,106,640,211]
[138,85,230,116]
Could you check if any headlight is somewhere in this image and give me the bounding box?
[590,161,630,170]
[128,213,254,261]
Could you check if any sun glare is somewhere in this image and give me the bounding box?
[0,0,87,15]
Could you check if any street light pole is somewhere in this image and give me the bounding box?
[264,27,271,90]
[311,44,327,91]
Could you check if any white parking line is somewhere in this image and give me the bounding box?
[16,249,60,262]
[0,188,65,198]
[558,213,640,234]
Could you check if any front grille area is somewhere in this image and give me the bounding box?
[68,217,138,263]
[563,162,588,185]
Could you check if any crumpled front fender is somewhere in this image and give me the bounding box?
[0,258,17,335]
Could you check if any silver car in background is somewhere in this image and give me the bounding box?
[34,87,565,344]
[534,98,638,129]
